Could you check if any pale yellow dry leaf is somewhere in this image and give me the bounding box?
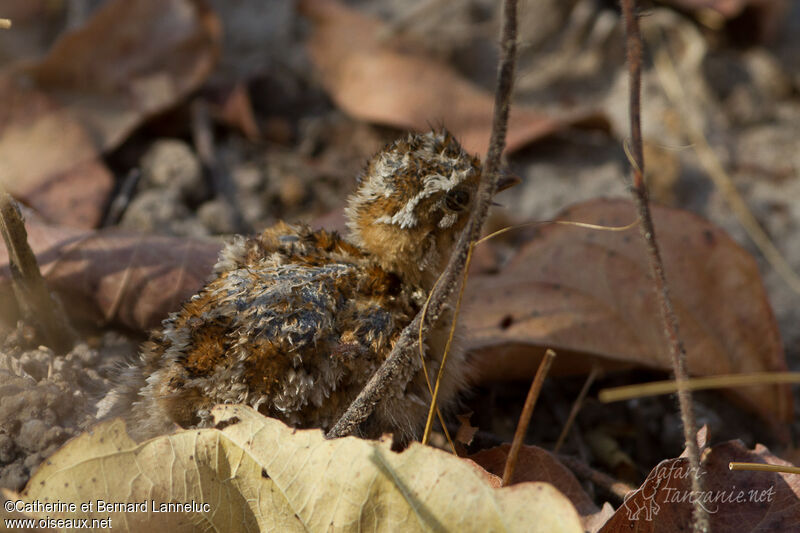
[21,418,304,532]
[17,408,583,532]
[213,404,584,532]
[1,488,57,532]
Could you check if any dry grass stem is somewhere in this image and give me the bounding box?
[729,462,800,475]
[421,240,474,446]
[599,372,800,403]
[620,1,707,530]
[326,0,520,439]
[502,349,556,486]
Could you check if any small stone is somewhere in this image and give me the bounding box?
[18,348,53,382]
[18,419,48,452]
[232,163,263,191]
[198,198,240,234]
[0,463,28,492]
[0,433,16,463]
[43,426,69,448]
[52,358,66,374]
[140,139,207,202]
[23,452,44,470]
[240,195,267,226]
[166,217,212,239]
[120,189,191,234]
[72,343,100,367]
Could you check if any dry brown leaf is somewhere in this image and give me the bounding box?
[12,406,585,532]
[0,0,220,228]
[455,413,478,446]
[0,77,113,229]
[469,443,614,533]
[471,443,596,501]
[298,0,603,156]
[208,83,261,141]
[0,214,220,331]
[463,198,791,426]
[599,439,800,532]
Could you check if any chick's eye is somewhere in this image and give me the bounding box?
[445,188,470,211]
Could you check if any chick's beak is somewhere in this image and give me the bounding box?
[495,170,522,192]
[490,170,522,207]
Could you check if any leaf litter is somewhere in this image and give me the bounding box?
[0,0,220,228]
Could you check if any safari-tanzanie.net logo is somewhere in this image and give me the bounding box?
[622,460,775,521]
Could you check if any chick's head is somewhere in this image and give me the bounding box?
[345,130,481,287]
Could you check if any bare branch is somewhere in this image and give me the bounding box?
[327,0,520,439]
[619,1,707,531]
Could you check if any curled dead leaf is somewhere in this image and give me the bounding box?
[15,406,585,532]
[19,418,302,532]
[463,198,791,426]
[470,444,602,527]
[0,214,220,331]
[299,0,604,156]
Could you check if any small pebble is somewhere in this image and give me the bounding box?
[120,188,191,234]
[140,139,207,202]
[198,198,240,234]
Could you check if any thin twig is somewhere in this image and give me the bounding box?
[0,190,75,352]
[102,168,141,227]
[502,349,556,486]
[553,363,599,453]
[557,454,634,502]
[619,2,707,531]
[191,99,250,234]
[326,0,519,439]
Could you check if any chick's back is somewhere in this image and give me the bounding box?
[106,222,422,440]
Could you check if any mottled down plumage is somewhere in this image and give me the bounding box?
[98,130,482,441]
